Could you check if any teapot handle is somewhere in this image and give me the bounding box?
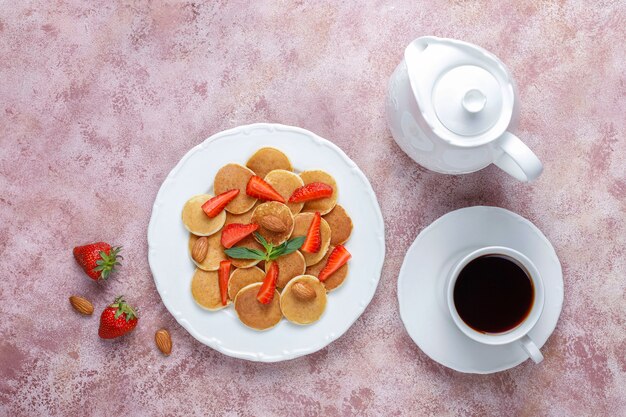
[493,132,543,182]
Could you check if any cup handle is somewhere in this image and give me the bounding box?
[519,335,544,364]
[493,132,543,182]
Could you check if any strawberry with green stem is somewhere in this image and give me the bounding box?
[73,242,122,281]
[98,296,138,339]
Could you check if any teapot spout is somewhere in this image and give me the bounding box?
[403,36,441,78]
[405,36,437,57]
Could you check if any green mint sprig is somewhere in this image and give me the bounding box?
[224,232,304,261]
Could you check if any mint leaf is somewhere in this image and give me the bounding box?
[269,245,286,260]
[224,247,266,260]
[254,232,272,251]
[267,236,305,261]
[282,236,305,255]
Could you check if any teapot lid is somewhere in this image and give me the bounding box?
[405,37,516,145]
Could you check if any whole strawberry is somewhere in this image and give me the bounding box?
[98,296,138,339]
[73,242,122,281]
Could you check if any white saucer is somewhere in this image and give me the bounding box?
[397,206,563,374]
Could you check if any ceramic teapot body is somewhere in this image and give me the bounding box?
[386,37,542,182]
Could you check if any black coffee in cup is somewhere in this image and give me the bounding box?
[453,254,534,334]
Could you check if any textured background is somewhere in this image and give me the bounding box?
[1,1,625,416]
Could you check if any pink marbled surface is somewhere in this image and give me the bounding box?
[1,1,625,416]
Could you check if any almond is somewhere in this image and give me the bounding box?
[292,282,316,301]
[261,215,287,233]
[155,329,172,356]
[192,236,209,263]
[69,295,94,315]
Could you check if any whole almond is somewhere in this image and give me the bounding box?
[261,215,287,233]
[192,236,209,263]
[155,329,172,356]
[69,295,94,315]
[292,282,316,301]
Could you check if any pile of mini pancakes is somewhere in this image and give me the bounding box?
[181,147,353,331]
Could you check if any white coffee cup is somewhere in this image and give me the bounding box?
[446,246,545,363]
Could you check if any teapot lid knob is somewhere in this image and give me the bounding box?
[462,89,487,113]
[432,65,504,137]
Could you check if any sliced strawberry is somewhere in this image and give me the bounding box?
[289,182,333,203]
[301,212,321,253]
[246,176,285,203]
[202,189,239,218]
[318,245,352,282]
[257,262,278,304]
[221,223,259,248]
[218,260,231,306]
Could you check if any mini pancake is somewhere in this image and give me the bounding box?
[214,164,257,214]
[266,250,306,288]
[189,232,226,271]
[226,233,264,269]
[292,212,331,266]
[264,169,304,215]
[323,205,353,245]
[224,202,257,226]
[299,170,338,215]
[228,266,265,300]
[246,147,293,179]
[191,268,228,310]
[306,245,349,291]
[250,202,294,246]
[181,194,226,236]
[280,275,327,325]
[234,283,282,331]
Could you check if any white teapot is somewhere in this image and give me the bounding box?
[386,36,542,182]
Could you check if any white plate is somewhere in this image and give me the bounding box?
[148,123,385,362]
[397,206,563,374]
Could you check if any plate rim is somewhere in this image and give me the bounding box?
[147,123,386,362]
[397,205,563,374]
